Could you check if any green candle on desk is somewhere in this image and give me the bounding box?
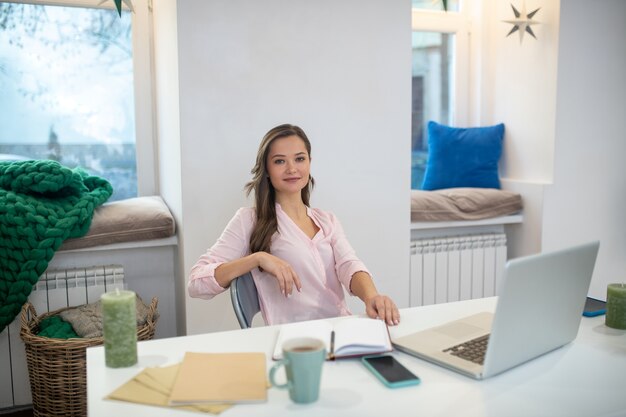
[606,283,626,330]
[102,288,137,368]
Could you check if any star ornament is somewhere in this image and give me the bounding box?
[503,2,541,43]
[98,0,135,17]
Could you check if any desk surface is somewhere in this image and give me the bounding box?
[87,297,626,417]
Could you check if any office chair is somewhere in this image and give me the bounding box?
[230,272,261,329]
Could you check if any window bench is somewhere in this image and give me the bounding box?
[47,196,179,339]
[409,188,523,307]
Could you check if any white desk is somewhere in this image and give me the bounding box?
[87,297,626,417]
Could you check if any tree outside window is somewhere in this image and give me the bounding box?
[0,2,137,201]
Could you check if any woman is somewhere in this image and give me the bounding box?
[188,124,400,326]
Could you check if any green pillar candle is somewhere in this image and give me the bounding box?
[102,289,137,368]
[605,284,626,330]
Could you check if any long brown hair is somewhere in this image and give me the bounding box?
[244,124,315,254]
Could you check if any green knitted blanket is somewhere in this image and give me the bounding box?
[37,315,80,339]
[0,160,113,333]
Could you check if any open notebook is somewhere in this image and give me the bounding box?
[273,317,392,360]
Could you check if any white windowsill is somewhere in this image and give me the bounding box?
[57,235,178,253]
[411,214,523,231]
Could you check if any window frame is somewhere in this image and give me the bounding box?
[411,7,470,127]
[3,0,157,197]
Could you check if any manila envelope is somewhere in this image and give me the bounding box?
[106,364,232,414]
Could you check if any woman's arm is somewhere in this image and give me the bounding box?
[188,208,255,299]
[321,210,400,325]
[211,253,260,288]
[188,208,302,299]
[215,252,302,296]
[350,271,400,326]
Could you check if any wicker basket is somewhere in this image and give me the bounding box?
[20,297,158,417]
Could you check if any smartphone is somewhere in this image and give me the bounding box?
[583,297,606,317]
[361,355,421,388]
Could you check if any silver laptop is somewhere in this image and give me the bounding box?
[393,241,600,380]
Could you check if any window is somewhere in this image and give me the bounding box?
[411,0,459,12]
[0,0,154,201]
[411,5,469,189]
[412,31,454,188]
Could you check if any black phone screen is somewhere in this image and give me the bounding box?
[363,355,419,383]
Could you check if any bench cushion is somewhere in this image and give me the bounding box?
[59,196,175,250]
[411,188,522,222]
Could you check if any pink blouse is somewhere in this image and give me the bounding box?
[188,204,370,325]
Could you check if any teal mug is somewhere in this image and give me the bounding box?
[269,337,326,404]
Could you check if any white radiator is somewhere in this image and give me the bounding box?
[409,233,507,306]
[0,265,125,410]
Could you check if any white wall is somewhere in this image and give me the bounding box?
[543,0,626,299]
[175,0,412,334]
[152,0,186,334]
[481,0,560,182]
[476,0,561,259]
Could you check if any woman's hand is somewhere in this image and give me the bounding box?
[364,294,400,326]
[349,272,400,326]
[256,252,302,297]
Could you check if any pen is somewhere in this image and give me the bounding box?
[329,330,336,360]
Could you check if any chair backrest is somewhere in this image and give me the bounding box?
[230,272,261,329]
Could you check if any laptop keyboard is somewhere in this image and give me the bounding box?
[443,334,490,365]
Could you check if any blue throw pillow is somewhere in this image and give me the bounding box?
[421,121,505,190]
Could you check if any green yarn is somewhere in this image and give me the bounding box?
[0,160,112,333]
[37,315,80,339]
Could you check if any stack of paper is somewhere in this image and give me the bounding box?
[106,352,267,414]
